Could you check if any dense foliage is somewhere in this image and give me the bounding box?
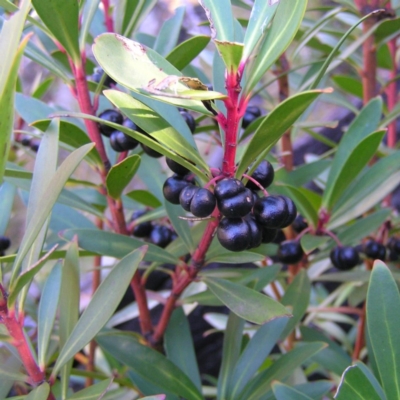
[0,0,400,399]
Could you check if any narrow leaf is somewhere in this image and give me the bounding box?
[52,247,146,377]
[79,0,102,51]
[272,382,313,400]
[67,378,113,400]
[106,155,141,199]
[203,277,290,324]
[26,382,50,400]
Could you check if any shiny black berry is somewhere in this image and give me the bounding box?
[30,139,40,152]
[166,157,190,176]
[110,131,139,152]
[163,174,194,204]
[150,225,174,248]
[362,240,386,261]
[91,67,116,87]
[214,178,254,218]
[277,240,304,264]
[180,110,196,133]
[245,215,262,249]
[388,237,400,255]
[140,143,163,158]
[246,160,275,191]
[242,106,261,129]
[98,109,123,137]
[0,236,11,251]
[330,246,360,270]
[131,210,153,238]
[190,188,216,218]
[261,227,278,243]
[253,195,297,229]
[217,218,252,252]
[292,215,308,233]
[179,185,198,211]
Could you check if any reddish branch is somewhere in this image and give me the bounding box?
[101,0,114,33]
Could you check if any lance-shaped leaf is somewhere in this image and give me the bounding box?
[26,383,50,400]
[32,0,80,64]
[244,0,307,94]
[120,0,157,37]
[272,382,313,400]
[106,155,141,199]
[236,90,327,179]
[215,41,244,73]
[92,33,218,114]
[67,378,113,400]
[0,0,31,184]
[51,247,147,377]
[203,277,290,324]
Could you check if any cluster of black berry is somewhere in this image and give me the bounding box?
[0,236,11,257]
[163,157,301,254]
[131,210,177,248]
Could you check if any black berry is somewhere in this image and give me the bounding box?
[166,157,190,176]
[277,240,304,264]
[189,188,216,218]
[245,215,262,249]
[246,160,275,190]
[30,139,40,152]
[110,131,139,152]
[141,143,163,158]
[388,237,400,255]
[91,67,116,87]
[131,210,153,238]
[180,110,196,133]
[163,174,194,204]
[362,240,386,261]
[330,246,360,270]
[253,195,297,229]
[150,225,174,248]
[242,106,262,129]
[217,218,254,252]
[292,215,308,233]
[261,227,278,243]
[214,178,254,218]
[0,236,11,251]
[21,136,31,146]
[179,185,198,211]
[98,109,123,137]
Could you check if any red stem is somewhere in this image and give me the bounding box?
[102,0,114,33]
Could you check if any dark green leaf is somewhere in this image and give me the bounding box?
[62,228,179,264]
[215,40,244,72]
[332,75,363,98]
[67,378,113,399]
[272,382,313,400]
[165,308,202,392]
[106,155,141,199]
[166,35,210,71]
[206,251,265,264]
[335,365,383,400]
[125,190,162,208]
[285,159,331,187]
[97,331,204,400]
[236,90,326,179]
[121,0,157,37]
[32,77,54,99]
[203,277,290,324]
[322,97,382,210]
[229,317,289,399]
[238,342,327,400]
[366,261,400,398]
[52,247,146,377]
[32,0,80,64]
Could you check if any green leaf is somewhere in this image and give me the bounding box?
[106,155,141,199]
[322,97,382,210]
[51,247,146,378]
[120,0,157,37]
[335,365,384,400]
[203,277,290,324]
[92,33,211,114]
[241,0,279,63]
[215,41,244,72]
[153,6,185,56]
[238,342,327,400]
[366,261,400,398]
[15,93,55,124]
[272,382,313,400]
[323,129,385,210]
[285,159,331,187]
[301,235,330,253]
[218,313,245,400]
[67,378,113,399]
[62,228,179,264]
[32,77,54,99]
[32,0,80,64]
[329,151,400,228]
[166,35,210,71]
[38,263,62,369]
[199,0,234,42]
[206,251,265,264]
[355,361,387,400]
[279,270,311,340]
[332,75,363,98]
[244,0,307,94]
[26,383,50,400]
[9,143,94,288]
[236,90,326,178]
[59,242,80,399]
[125,190,162,208]
[0,362,28,383]
[96,331,204,400]
[165,308,202,392]
[79,0,101,51]
[229,317,289,399]
[0,0,31,184]
[0,182,16,235]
